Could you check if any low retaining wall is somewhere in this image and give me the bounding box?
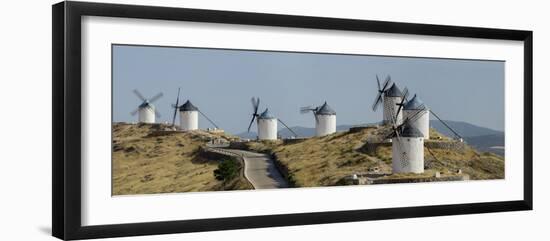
[359,142,391,155]
[342,174,467,185]
[425,141,467,152]
[348,126,377,133]
[228,141,249,150]
[359,140,467,155]
[200,147,238,160]
[366,175,466,184]
[282,138,308,144]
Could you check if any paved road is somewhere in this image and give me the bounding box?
[222,149,289,189]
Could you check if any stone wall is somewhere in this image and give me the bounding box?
[199,147,235,160]
[366,175,466,184]
[282,138,308,144]
[425,141,467,152]
[348,126,377,133]
[359,142,391,155]
[228,141,249,150]
[359,140,467,155]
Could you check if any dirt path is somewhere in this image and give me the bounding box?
[220,149,289,189]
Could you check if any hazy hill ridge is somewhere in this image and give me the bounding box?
[237,120,504,155]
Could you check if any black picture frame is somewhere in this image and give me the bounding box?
[52,1,533,240]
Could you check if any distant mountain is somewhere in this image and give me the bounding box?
[236,124,356,139]
[429,120,502,138]
[278,124,355,138]
[464,134,505,156]
[236,120,504,156]
[429,120,504,156]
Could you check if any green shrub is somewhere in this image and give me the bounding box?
[214,158,240,182]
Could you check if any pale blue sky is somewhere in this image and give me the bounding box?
[112,44,505,134]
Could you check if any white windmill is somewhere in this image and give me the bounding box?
[372,75,406,125]
[402,94,430,139]
[130,89,163,124]
[247,97,298,140]
[300,101,337,137]
[387,99,428,174]
[170,88,219,131]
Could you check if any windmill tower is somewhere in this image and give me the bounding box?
[372,75,406,125]
[391,123,425,173]
[403,94,430,139]
[257,108,277,140]
[383,83,405,125]
[130,89,163,123]
[247,97,298,140]
[170,88,220,131]
[387,101,428,174]
[179,100,199,131]
[300,101,337,137]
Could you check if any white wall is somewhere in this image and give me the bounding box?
[392,137,424,173]
[404,109,430,139]
[383,96,403,125]
[258,118,277,140]
[0,0,548,241]
[138,107,155,123]
[315,114,336,136]
[179,110,198,130]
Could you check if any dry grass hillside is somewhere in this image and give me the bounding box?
[239,126,504,187]
[112,123,251,195]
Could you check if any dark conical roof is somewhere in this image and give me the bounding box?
[139,101,153,108]
[385,83,403,97]
[400,123,424,138]
[258,108,275,119]
[179,100,198,111]
[315,101,336,115]
[403,94,427,110]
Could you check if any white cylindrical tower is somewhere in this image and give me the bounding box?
[257,109,277,140]
[179,100,199,131]
[314,102,337,136]
[138,102,155,123]
[383,83,403,125]
[392,124,424,174]
[403,94,430,139]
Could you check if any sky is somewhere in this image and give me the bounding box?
[112,44,505,134]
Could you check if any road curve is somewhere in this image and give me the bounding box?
[223,149,289,189]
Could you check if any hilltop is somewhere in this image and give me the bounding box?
[234,126,504,188]
[237,120,505,156]
[112,123,251,195]
[112,122,504,194]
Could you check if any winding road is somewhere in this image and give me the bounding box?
[207,147,289,189]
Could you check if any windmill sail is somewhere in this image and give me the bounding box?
[130,89,164,117]
[299,105,319,124]
[394,87,409,121]
[372,75,392,111]
[171,88,181,127]
[247,97,260,132]
[133,89,146,102]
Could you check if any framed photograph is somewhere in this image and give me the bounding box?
[52,1,533,240]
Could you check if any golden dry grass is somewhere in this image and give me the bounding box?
[239,126,504,187]
[113,123,504,193]
[112,123,251,195]
[243,128,392,187]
